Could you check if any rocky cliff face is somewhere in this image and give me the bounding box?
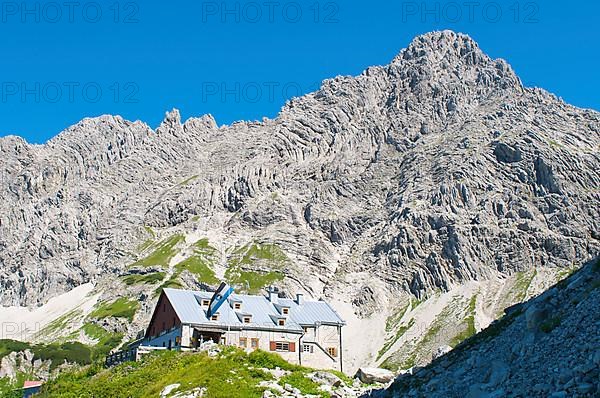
[0,31,599,354]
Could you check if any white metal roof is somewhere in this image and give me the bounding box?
[162,288,345,333]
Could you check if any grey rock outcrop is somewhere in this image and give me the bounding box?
[356,367,395,384]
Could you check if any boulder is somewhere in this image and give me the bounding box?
[355,367,395,384]
[160,383,180,398]
[525,304,548,332]
[308,371,342,387]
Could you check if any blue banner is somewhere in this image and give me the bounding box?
[207,282,234,318]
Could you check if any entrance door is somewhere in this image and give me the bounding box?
[194,330,224,347]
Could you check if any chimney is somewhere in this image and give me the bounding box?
[295,293,304,305]
[267,286,278,303]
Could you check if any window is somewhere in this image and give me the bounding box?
[278,319,285,326]
[234,302,241,310]
[239,337,247,347]
[163,303,166,312]
[202,299,210,306]
[302,344,313,353]
[221,337,227,345]
[282,307,289,315]
[250,338,259,349]
[275,342,290,352]
[211,314,219,321]
[243,316,251,324]
[326,347,338,357]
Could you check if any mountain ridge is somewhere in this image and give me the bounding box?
[0,30,528,146]
[0,30,599,371]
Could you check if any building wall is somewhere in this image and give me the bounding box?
[147,292,181,339]
[300,325,342,371]
[23,386,41,398]
[219,325,342,370]
[221,329,302,364]
[299,341,338,369]
[145,327,182,350]
[143,323,342,370]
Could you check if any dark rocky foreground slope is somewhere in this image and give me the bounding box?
[367,258,600,398]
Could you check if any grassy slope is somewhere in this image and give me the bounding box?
[36,309,83,337]
[172,238,219,285]
[89,298,139,322]
[132,234,185,268]
[0,374,25,398]
[81,323,123,361]
[121,272,166,286]
[131,236,290,295]
[449,294,478,347]
[146,238,220,295]
[225,242,287,293]
[0,340,93,372]
[37,349,336,398]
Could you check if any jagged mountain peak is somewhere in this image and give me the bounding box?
[390,30,522,91]
[400,30,482,58]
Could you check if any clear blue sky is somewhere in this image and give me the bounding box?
[0,0,598,143]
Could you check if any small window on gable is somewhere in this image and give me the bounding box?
[234,302,241,310]
[243,316,251,324]
[282,307,289,315]
[211,314,219,321]
[202,299,210,306]
[278,319,285,326]
[326,347,338,357]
